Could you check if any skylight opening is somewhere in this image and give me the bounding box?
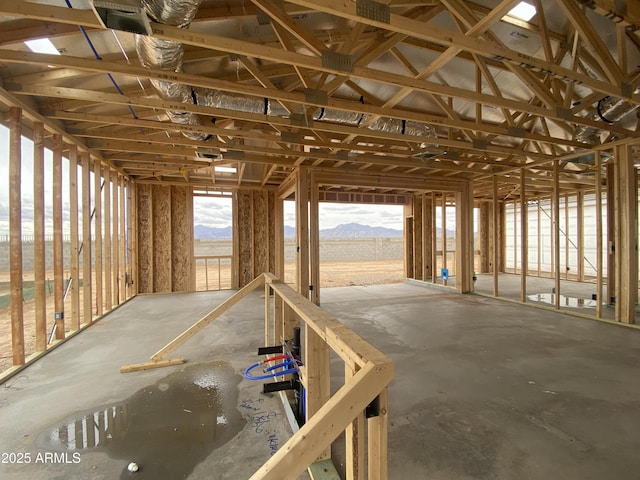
[25,38,60,55]
[506,1,537,21]
[214,166,237,174]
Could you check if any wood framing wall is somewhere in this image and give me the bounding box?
[136,185,194,293]
[236,190,277,288]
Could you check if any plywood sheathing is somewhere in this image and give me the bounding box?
[236,190,277,287]
[171,186,193,292]
[152,184,172,292]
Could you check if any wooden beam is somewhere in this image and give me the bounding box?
[9,106,24,365]
[104,166,112,310]
[82,151,93,325]
[52,134,65,340]
[33,122,47,352]
[69,146,80,330]
[492,175,499,296]
[310,171,320,305]
[94,159,103,316]
[553,160,561,309]
[344,363,365,480]
[595,152,603,318]
[520,168,527,302]
[119,175,127,300]
[296,167,310,298]
[455,180,474,293]
[112,173,119,306]
[305,326,331,461]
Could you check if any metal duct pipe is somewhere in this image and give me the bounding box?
[137,0,438,149]
[573,90,640,145]
[136,0,208,141]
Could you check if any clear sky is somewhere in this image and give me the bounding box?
[1,124,457,236]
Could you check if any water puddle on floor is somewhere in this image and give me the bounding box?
[37,361,245,479]
[528,293,600,308]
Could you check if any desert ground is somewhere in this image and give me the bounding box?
[0,260,403,374]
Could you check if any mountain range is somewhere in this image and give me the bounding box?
[194,222,406,239]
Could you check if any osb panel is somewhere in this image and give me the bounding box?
[153,184,172,292]
[253,190,269,276]
[137,184,153,294]
[237,191,253,287]
[171,186,193,292]
[268,191,276,274]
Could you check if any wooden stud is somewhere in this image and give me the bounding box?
[577,191,584,282]
[520,168,527,302]
[119,175,126,299]
[69,146,80,330]
[344,362,364,480]
[232,191,240,289]
[478,201,490,273]
[112,173,119,304]
[423,194,432,280]
[94,160,103,316]
[305,325,331,461]
[595,152,603,319]
[512,197,517,275]
[310,171,320,305]
[52,134,65,340]
[606,162,616,306]
[537,198,541,277]
[296,166,310,298]
[553,160,560,309]
[128,180,137,296]
[403,202,413,279]
[455,180,475,293]
[413,194,423,280]
[493,176,499,295]
[9,107,25,364]
[136,183,153,294]
[104,166,112,310]
[614,144,638,324]
[564,194,570,280]
[82,151,92,324]
[441,194,447,286]
[367,386,389,480]
[33,122,47,352]
[431,192,437,283]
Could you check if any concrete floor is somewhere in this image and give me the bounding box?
[1,281,640,479]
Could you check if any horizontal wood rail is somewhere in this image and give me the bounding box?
[194,254,232,291]
[120,273,393,479]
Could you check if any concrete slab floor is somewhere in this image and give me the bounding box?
[1,283,640,479]
[0,290,307,480]
[320,283,640,479]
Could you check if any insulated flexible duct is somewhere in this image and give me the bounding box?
[573,90,640,145]
[137,0,438,150]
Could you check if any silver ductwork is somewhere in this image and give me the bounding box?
[573,91,640,145]
[137,0,438,150]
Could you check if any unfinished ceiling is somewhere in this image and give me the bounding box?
[0,0,639,199]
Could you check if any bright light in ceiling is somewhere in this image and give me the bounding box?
[214,166,237,174]
[507,1,537,21]
[25,38,60,55]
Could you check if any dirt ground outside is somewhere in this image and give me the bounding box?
[0,259,404,375]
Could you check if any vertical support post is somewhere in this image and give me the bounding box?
[52,134,65,340]
[595,152,603,319]
[119,176,126,300]
[492,175,499,296]
[577,191,584,282]
[431,192,437,283]
[403,202,413,279]
[345,363,364,480]
[94,160,103,316]
[553,160,561,309]
[232,191,240,289]
[367,387,389,480]
[112,173,119,305]
[423,194,432,280]
[104,166,112,310]
[82,151,92,324]
[265,283,272,346]
[455,180,474,293]
[275,196,285,280]
[413,194,423,280]
[520,168,527,302]
[128,179,138,297]
[512,198,517,274]
[296,167,310,298]
[537,198,541,277]
[606,162,616,305]
[9,107,25,364]
[441,194,447,286]
[33,122,47,352]
[310,172,320,305]
[614,144,638,323]
[478,202,490,273]
[565,195,570,280]
[69,146,80,330]
[305,325,331,460]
